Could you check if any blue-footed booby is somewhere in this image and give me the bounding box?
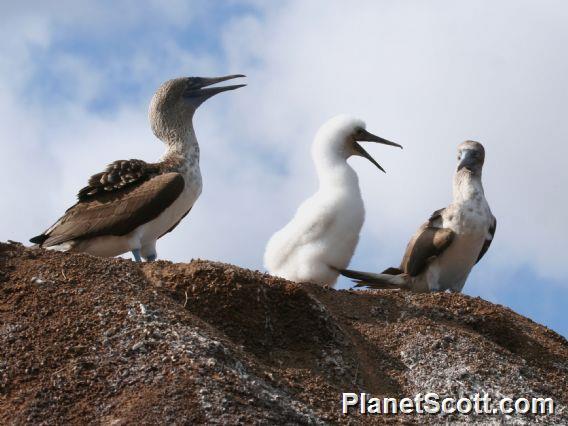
[264,115,402,287]
[30,74,246,261]
[341,140,496,292]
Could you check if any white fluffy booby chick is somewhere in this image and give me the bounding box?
[264,115,402,286]
[30,75,246,262]
[342,141,496,292]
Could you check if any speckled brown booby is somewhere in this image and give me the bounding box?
[342,141,496,292]
[30,75,246,261]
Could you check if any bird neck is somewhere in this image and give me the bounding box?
[160,124,200,173]
[314,154,360,193]
[452,169,484,203]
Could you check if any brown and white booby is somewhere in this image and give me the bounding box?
[341,141,496,292]
[30,75,246,262]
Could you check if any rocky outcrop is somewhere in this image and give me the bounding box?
[0,242,566,424]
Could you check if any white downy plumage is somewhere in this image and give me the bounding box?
[264,115,401,286]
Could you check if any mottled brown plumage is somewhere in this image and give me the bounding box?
[77,159,160,201]
[30,74,245,260]
[397,208,454,276]
[32,173,184,247]
[342,141,496,293]
[476,218,497,263]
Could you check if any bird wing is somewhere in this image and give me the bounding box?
[288,196,338,247]
[476,215,496,263]
[159,207,192,238]
[299,214,335,246]
[31,172,185,247]
[381,266,404,275]
[77,159,161,201]
[266,197,337,268]
[400,208,455,276]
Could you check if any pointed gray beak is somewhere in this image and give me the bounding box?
[354,129,402,173]
[184,74,246,100]
[457,149,476,171]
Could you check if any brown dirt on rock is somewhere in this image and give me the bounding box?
[0,242,567,424]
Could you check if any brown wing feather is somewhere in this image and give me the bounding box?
[427,208,445,226]
[381,267,403,275]
[77,159,160,201]
[159,207,192,238]
[476,216,496,263]
[37,173,184,247]
[399,208,455,276]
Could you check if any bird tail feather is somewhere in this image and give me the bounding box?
[29,234,48,245]
[340,268,407,289]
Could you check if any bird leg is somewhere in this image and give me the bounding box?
[145,254,157,262]
[132,249,142,262]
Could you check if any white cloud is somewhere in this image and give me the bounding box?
[217,0,568,283]
[1,0,567,299]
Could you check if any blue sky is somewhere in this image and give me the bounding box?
[0,1,566,337]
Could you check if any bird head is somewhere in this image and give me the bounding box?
[149,75,246,142]
[314,115,402,172]
[457,140,485,175]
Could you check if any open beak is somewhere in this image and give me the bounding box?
[185,74,246,100]
[354,129,402,173]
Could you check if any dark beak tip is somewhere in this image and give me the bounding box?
[228,83,247,91]
[226,74,246,82]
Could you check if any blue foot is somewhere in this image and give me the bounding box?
[145,254,157,262]
[132,249,142,262]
